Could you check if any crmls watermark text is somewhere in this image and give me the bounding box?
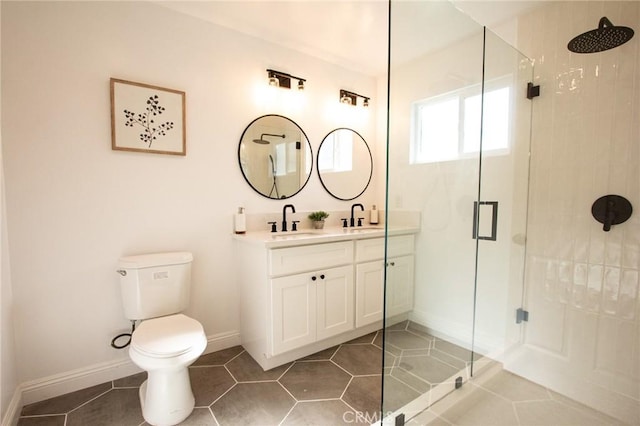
[343,410,394,424]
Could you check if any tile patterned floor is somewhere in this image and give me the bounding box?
[407,367,629,426]
[18,322,622,425]
[17,330,419,426]
[382,320,480,400]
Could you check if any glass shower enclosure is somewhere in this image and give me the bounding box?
[382,1,533,421]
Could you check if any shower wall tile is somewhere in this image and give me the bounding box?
[558,261,573,304]
[518,1,639,409]
[622,230,639,269]
[586,264,603,312]
[604,232,622,267]
[572,263,588,309]
[588,232,605,265]
[619,270,638,320]
[602,266,620,315]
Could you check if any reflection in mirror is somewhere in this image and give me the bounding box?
[238,115,313,199]
[318,128,372,200]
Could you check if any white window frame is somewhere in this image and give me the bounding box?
[410,75,514,165]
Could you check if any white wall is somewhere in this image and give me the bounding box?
[1,1,20,419]
[1,1,381,393]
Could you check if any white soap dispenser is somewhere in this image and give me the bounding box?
[370,205,379,225]
[234,207,246,234]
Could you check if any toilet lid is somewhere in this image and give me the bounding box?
[131,314,204,358]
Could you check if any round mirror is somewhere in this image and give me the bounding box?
[317,128,373,200]
[238,115,313,199]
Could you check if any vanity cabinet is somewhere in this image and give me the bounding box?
[268,241,354,356]
[355,235,415,327]
[271,264,354,355]
[385,254,415,317]
[236,230,416,370]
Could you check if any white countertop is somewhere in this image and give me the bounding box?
[232,225,419,248]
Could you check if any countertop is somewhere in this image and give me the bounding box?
[232,225,419,248]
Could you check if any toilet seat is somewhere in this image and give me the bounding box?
[132,314,204,358]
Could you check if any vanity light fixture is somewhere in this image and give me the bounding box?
[339,89,370,107]
[267,69,306,91]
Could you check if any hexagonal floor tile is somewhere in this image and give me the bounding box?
[386,320,408,331]
[281,400,364,425]
[175,407,217,425]
[433,338,477,362]
[342,375,381,417]
[193,345,244,366]
[17,415,65,426]
[382,375,421,413]
[388,366,430,394]
[280,361,351,400]
[299,345,339,361]
[113,372,146,388]
[398,354,459,385]
[384,330,432,350]
[373,331,383,348]
[226,351,291,382]
[189,366,235,406]
[66,388,143,426]
[332,344,382,375]
[344,331,378,344]
[211,382,294,425]
[21,382,112,416]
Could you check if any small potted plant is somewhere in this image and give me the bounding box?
[308,211,330,229]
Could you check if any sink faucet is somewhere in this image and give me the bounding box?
[282,204,296,232]
[350,203,364,227]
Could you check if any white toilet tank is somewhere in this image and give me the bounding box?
[117,252,193,320]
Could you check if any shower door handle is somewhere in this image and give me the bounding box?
[472,201,498,241]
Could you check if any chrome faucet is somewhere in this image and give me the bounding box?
[350,203,364,227]
[282,204,296,232]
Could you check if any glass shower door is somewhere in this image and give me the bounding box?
[383,0,486,419]
[382,2,534,422]
[472,29,533,372]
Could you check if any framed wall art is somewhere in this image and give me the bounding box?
[110,78,186,156]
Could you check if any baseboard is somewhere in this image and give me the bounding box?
[203,329,241,355]
[18,330,240,407]
[1,387,22,426]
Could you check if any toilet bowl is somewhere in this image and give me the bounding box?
[129,314,207,426]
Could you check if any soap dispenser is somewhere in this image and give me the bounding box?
[234,207,246,234]
[370,205,379,225]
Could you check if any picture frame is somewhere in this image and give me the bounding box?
[110,78,186,156]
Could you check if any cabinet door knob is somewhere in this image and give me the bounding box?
[320,274,325,280]
[311,275,317,281]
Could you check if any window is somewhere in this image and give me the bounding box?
[411,78,512,164]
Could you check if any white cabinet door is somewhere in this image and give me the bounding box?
[271,273,317,355]
[355,261,384,327]
[386,255,415,317]
[317,265,354,341]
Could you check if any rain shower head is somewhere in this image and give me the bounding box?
[252,133,285,144]
[568,17,634,53]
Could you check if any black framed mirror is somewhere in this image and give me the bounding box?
[317,128,373,200]
[238,115,313,199]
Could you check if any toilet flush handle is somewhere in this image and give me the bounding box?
[116,270,127,276]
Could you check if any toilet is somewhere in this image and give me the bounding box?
[117,252,206,426]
